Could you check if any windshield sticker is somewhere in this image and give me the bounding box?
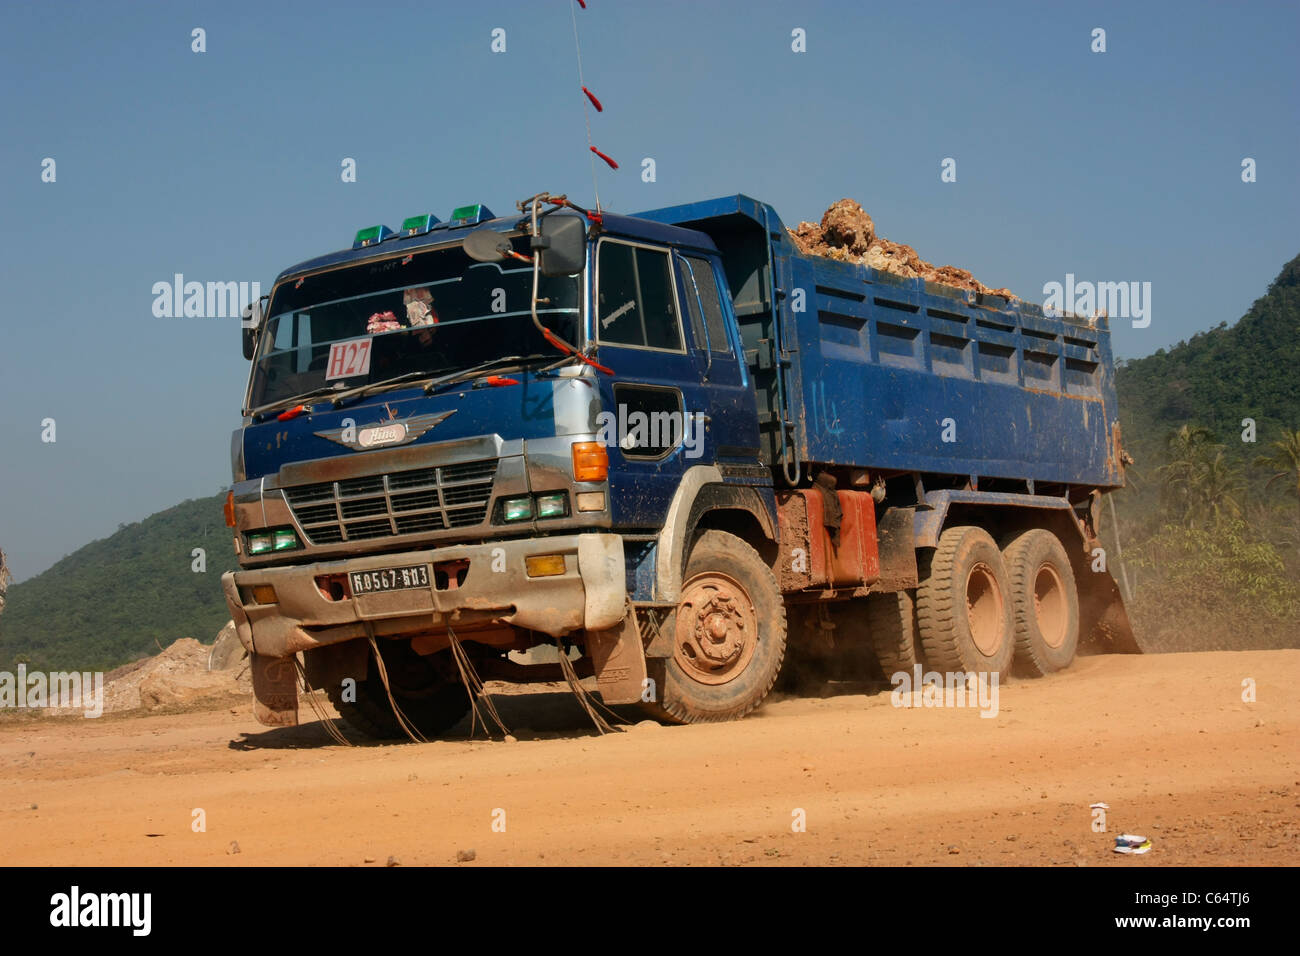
[325,337,373,380]
[601,300,635,329]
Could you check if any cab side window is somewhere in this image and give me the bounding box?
[680,255,732,355]
[597,241,683,351]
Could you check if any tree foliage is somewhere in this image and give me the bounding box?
[1112,254,1300,650]
[0,495,235,672]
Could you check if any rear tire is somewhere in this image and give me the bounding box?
[865,590,920,680]
[1003,529,1080,676]
[647,530,786,723]
[775,604,838,691]
[326,641,471,740]
[916,526,1014,678]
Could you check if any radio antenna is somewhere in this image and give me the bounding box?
[569,0,616,214]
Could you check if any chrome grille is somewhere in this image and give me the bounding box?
[283,459,498,545]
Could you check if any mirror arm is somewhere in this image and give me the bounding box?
[525,193,613,377]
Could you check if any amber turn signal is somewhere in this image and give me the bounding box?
[525,554,567,578]
[250,585,278,605]
[224,491,236,528]
[571,441,609,482]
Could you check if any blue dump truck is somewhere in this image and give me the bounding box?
[223,191,1138,736]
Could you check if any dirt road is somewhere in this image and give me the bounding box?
[2,650,1296,866]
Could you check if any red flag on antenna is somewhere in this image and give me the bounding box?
[590,146,618,170]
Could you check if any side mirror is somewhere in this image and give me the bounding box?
[463,228,513,263]
[241,297,266,361]
[533,214,586,276]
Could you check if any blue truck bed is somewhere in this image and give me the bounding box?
[636,195,1125,492]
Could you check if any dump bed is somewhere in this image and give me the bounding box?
[636,195,1125,492]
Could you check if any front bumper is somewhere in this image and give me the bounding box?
[222,533,626,659]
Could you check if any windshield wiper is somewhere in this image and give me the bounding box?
[328,355,553,411]
[248,384,345,420]
[327,370,441,409]
[421,353,555,394]
[253,353,560,419]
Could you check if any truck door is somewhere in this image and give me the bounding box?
[676,252,761,465]
[593,237,705,528]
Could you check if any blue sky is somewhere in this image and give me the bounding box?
[1,0,1297,581]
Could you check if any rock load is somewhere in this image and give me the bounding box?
[787,199,1016,300]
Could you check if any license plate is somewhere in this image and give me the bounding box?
[349,564,430,595]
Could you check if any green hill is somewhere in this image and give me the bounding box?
[1113,252,1300,532]
[1111,253,1300,650]
[0,495,235,672]
[1117,253,1300,468]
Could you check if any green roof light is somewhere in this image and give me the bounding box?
[447,204,495,227]
[352,224,395,249]
[400,214,440,237]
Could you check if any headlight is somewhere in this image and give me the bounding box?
[247,532,274,555]
[501,497,534,522]
[273,529,300,551]
[498,493,570,523]
[246,527,301,554]
[535,493,567,518]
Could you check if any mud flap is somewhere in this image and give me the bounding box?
[585,614,648,705]
[251,652,299,726]
[1077,571,1144,654]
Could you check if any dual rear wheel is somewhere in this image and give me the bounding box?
[908,525,1079,679]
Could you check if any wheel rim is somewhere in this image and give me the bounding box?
[965,563,1004,657]
[1033,563,1068,649]
[673,571,758,686]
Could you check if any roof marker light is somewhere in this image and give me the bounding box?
[353,224,395,249]
[446,204,494,228]
[400,213,440,237]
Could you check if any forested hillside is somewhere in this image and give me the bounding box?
[1112,254,1300,650]
[0,495,235,672]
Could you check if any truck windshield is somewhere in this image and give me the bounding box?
[248,237,581,409]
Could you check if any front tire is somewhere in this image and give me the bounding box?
[326,640,471,740]
[648,530,786,723]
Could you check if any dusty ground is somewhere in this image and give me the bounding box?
[1,650,1295,867]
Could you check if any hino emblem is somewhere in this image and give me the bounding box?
[314,410,457,451]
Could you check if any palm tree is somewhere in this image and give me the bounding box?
[1254,428,1300,519]
[1197,449,1244,528]
[1164,424,1216,459]
[1156,425,1217,524]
